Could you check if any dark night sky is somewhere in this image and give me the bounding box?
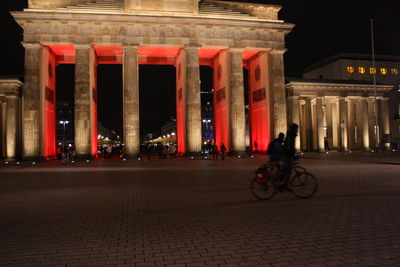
[1,0,400,135]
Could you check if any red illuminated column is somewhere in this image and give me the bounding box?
[176,49,186,154]
[213,49,230,152]
[123,46,140,156]
[229,48,246,153]
[40,46,57,159]
[74,44,97,158]
[185,47,202,154]
[22,43,42,160]
[248,51,272,152]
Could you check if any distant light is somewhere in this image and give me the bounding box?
[202,120,206,123]
[208,120,211,123]
[326,151,329,154]
[138,158,141,161]
[251,155,254,158]
[123,158,127,161]
[68,144,72,147]
[71,161,75,163]
[171,132,176,136]
[204,156,207,159]
[32,162,36,165]
[371,150,375,152]
[5,161,8,164]
[16,162,20,165]
[237,156,241,158]
[190,156,194,159]
[349,151,352,153]
[86,160,90,163]
[392,149,396,152]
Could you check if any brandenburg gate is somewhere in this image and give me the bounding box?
[10,0,293,159]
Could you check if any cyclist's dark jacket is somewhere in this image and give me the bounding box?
[282,130,297,160]
[267,139,283,161]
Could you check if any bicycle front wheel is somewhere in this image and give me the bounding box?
[250,177,276,200]
[289,172,318,199]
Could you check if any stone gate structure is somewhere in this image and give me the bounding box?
[11,0,293,160]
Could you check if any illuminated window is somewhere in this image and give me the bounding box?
[347,66,354,74]
[380,68,388,75]
[391,68,399,75]
[358,66,366,74]
[369,67,376,74]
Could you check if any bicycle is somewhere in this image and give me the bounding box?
[250,161,318,200]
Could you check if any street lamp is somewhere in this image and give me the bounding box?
[59,120,69,148]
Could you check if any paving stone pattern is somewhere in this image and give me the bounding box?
[0,153,400,266]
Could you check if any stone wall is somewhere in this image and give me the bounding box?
[125,0,198,14]
[29,0,92,9]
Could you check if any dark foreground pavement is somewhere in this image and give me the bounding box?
[1,153,400,266]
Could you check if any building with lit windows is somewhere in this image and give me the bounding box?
[287,53,399,151]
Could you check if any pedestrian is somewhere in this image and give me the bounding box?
[212,143,218,160]
[169,143,176,159]
[220,143,226,160]
[106,144,112,159]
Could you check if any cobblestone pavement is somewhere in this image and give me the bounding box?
[1,152,400,266]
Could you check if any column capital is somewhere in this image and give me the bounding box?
[270,49,287,55]
[21,42,41,49]
[123,45,139,49]
[74,43,92,50]
[228,47,244,52]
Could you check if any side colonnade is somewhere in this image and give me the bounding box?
[287,81,393,152]
[20,42,285,160]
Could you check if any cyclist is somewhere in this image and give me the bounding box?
[277,123,299,192]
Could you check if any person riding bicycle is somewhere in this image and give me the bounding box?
[277,123,299,192]
[267,133,285,162]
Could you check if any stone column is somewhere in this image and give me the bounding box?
[269,50,287,136]
[290,96,301,151]
[381,98,390,149]
[361,98,370,150]
[22,43,41,159]
[305,98,312,151]
[1,101,6,159]
[347,99,356,150]
[185,47,202,153]
[338,97,348,150]
[5,97,19,160]
[74,44,94,158]
[316,97,325,152]
[123,46,140,156]
[229,48,246,153]
[367,98,377,148]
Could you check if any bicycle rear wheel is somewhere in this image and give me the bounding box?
[250,177,276,200]
[289,171,318,199]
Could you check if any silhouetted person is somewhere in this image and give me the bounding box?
[278,124,299,192]
[220,143,227,160]
[267,133,285,162]
[212,143,218,160]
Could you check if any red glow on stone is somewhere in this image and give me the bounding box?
[48,45,76,64]
[94,46,123,64]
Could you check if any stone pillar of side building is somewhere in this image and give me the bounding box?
[316,97,325,152]
[5,96,19,160]
[367,98,378,149]
[269,50,287,137]
[338,97,348,151]
[361,98,370,150]
[289,96,301,151]
[229,48,246,154]
[74,44,97,158]
[380,98,390,149]
[1,101,6,159]
[123,46,140,157]
[185,47,202,154]
[347,99,356,150]
[22,43,41,160]
[305,98,313,151]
